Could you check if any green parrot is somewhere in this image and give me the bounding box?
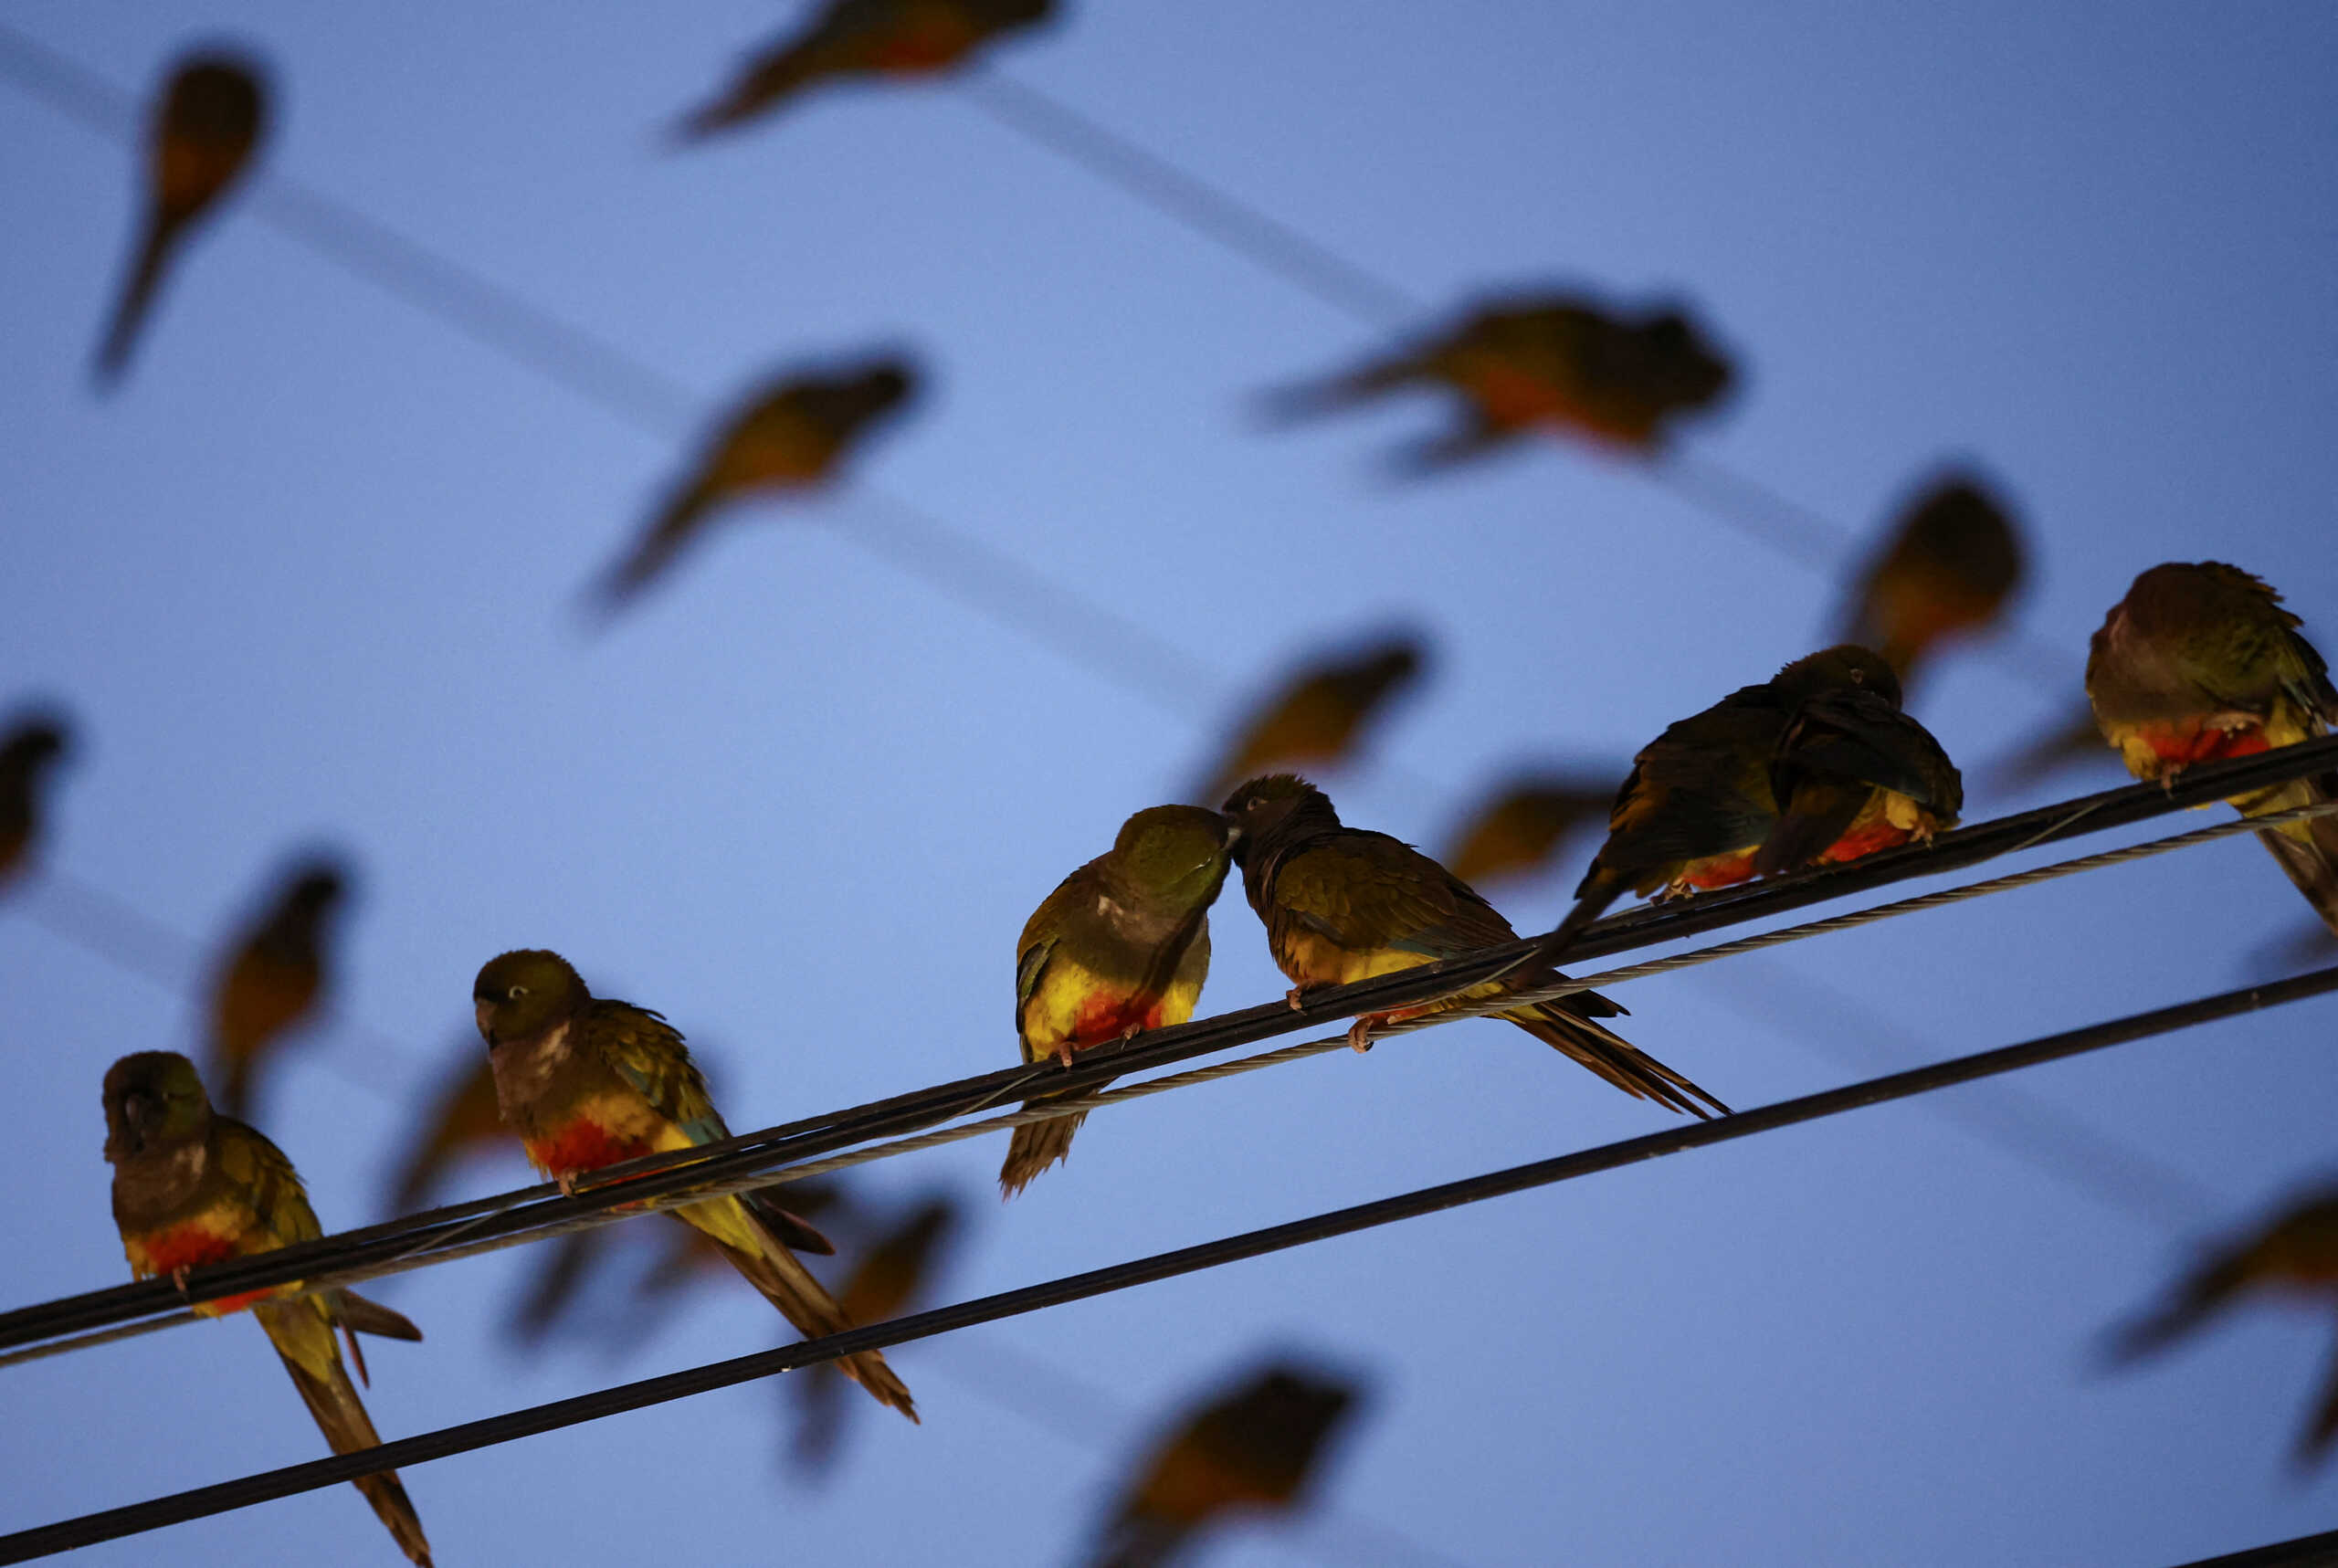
[791,1194,962,1473]
[205,858,350,1121]
[2108,1188,2338,1462]
[2087,563,2338,935]
[0,712,71,894]
[1532,646,1898,966]
[471,949,917,1418]
[676,0,1058,140]
[1267,291,1733,468]
[1090,1364,1360,1568]
[1194,634,1427,806]
[1754,658,1963,878]
[1002,805,1236,1196]
[1221,774,1725,1116]
[596,359,919,613]
[1439,771,1615,887]
[1838,472,2025,688]
[101,1052,433,1564]
[94,51,269,385]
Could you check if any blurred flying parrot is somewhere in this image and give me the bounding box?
[1439,770,1616,887]
[1192,633,1427,806]
[205,857,350,1121]
[676,0,1058,140]
[2087,563,2338,935]
[1987,700,2122,796]
[384,1047,509,1214]
[1087,1363,1362,1568]
[1530,646,1896,967]
[472,949,917,1417]
[1002,806,1234,1196]
[2108,1187,2338,1462]
[102,1051,433,1564]
[791,1194,963,1472]
[595,358,919,613]
[1221,774,1725,1115]
[93,50,269,385]
[1837,471,2026,688]
[1267,290,1732,467]
[0,711,72,894]
[1754,659,1962,878]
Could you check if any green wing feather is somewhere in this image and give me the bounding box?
[589,999,731,1146]
[1271,832,1516,958]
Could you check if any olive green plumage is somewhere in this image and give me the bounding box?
[1222,775,1725,1118]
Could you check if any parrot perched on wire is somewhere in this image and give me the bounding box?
[675,0,1058,140]
[0,712,71,894]
[1266,291,1732,466]
[790,1194,963,1472]
[1192,634,1427,806]
[1087,1363,1361,1568]
[101,1052,433,1564]
[1221,774,1725,1115]
[93,50,269,385]
[1837,471,2025,688]
[205,858,350,1121]
[2108,1187,2338,1462]
[1439,770,1617,887]
[1754,660,1962,878]
[471,949,917,1418]
[1001,805,1236,1197]
[595,359,919,614]
[2087,562,2338,935]
[1529,645,1900,967]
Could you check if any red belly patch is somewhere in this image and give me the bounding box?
[1818,821,1916,865]
[2143,723,2270,766]
[1681,848,1759,890]
[527,1120,654,1179]
[134,1226,276,1313]
[1068,991,1169,1051]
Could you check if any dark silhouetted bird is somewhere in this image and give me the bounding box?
[2088,563,2338,935]
[1223,775,1724,1115]
[1838,472,2025,688]
[205,858,349,1121]
[791,1194,963,1473]
[93,51,269,384]
[677,0,1058,140]
[1002,806,1234,1196]
[1440,771,1616,887]
[473,949,915,1418]
[1754,660,1962,878]
[596,359,918,613]
[1269,291,1732,467]
[1193,634,1426,806]
[103,1052,432,1564]
[1088,1363,1362,1568]
[0,712,71,894]
[2109,1188,2338,1462]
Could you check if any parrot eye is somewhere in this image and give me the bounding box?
[508,985,529,1000]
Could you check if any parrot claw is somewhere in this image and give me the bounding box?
[170,1265,195,1299]
[1054,1045,1078,1070]
[556,1171,580,1199]
[1346,1017,1378,1053]
[1285,986,1308,1012]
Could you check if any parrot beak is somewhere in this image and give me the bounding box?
[474,999,499,1046]
[110,1089,160,1159]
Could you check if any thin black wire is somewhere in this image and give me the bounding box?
[2162,1528,2338,1568]
[5,963,2332,1563]
[5,731,2333,1360]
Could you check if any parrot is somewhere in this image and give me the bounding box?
[1529,645,1900,967]
[384,1048,509,1214]
[595,359,919,614]
[1002,805,1236,1197]
[791,1194,962,1472]
[0,712,71,894]
[101,1051,433,1564]
[2086,562,2338,935]
[1987,701,2123,795]
[1754,658,1963,878]
[676,0,1058,141]
[1439,771,1616,887]
[205,858,350,1121]
[1193,634,1427,806]
[1266,291,1732,466]
[2107,1188,2338,1461]
[471,948,917,1418]
[1088,1363,1361,1568]
[93,51,269,385]
[1838,471,2026,688]
[1220,774,1725,1116]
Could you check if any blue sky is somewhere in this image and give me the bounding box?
[2,4,2336,1564]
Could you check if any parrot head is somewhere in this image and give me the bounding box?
[1111,805,1237,907]
[1220,774,1340,861]
[2,716,69,773]
[285,864,348,915]
[1773,644,1902,710]
[102,1050,213,1163]
[473,949,591,1047]
[838,360,919,423]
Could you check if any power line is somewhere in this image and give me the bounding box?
[5,962,2332,1563]
[5,736,2333,1363]
[2162,1528,2338,1568]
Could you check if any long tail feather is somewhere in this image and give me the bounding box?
[1502,1001,1728,1119]
[700,1205,919,1422]
[260,1311,433,1565]
[2248,774,2338,938]
[999,1081,1100,1198]
[1517,867,1630,975]
[92,212,183,386]
[2102,1257,2249,1365]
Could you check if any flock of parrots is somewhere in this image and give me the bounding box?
[19,1,2338,1562]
